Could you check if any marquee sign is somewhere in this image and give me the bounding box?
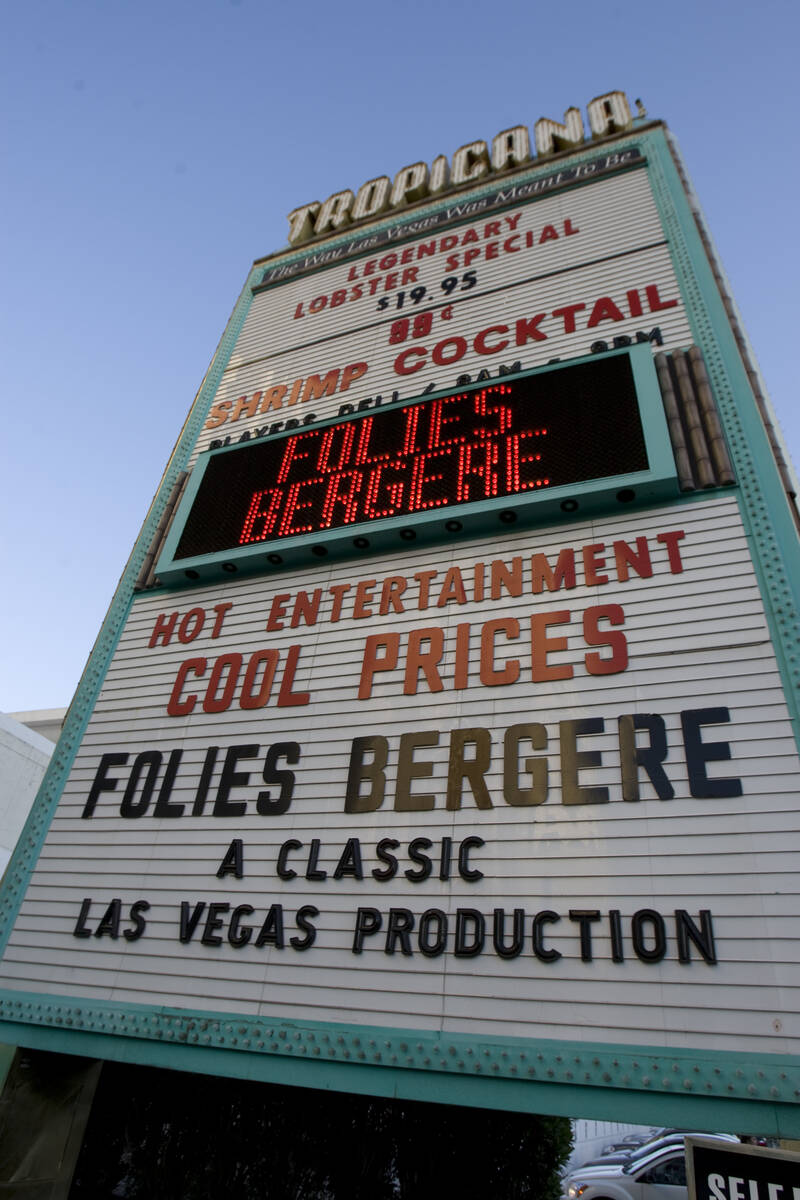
[2,94,799,1135]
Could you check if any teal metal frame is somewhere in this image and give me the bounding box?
[2,120,800,1134]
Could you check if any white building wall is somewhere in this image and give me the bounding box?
[0,715,55,875]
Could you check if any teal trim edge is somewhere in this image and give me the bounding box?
[0,263,263,959]
[640,126,800,748]
[0,993,798,1135]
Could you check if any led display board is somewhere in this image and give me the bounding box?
[159,350,676,582]
[2,97,799,1136]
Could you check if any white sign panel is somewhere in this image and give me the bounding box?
[1,494,798,1056]
[195,167,691,463]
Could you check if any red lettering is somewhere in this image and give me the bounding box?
[552,303,586,334]
[480,618,521,686]
[531,612,573,682]
[474,325,509,355]
[409,449,454,510]
[341,362,368,390]
[646,284,678,312]
[266,594,290,632]
[203,653,243,714]
[240,488,283,544]
[583,605,628,675]
[359,634,401,699]
[278,479,320,537]
[394,347,427,375]
[178,608,205,644]
[149,611,178,648]
[404,627,445,695]
[432,336,467,366]
[211,603,233,638]
[587,297,625,327]
[583,544,608,586]
[515,315,547,344]
[239,649,279,709]
[531,549,576,593]
[364,462,407,519]
[657,529,686,572]
[167,658,206,716]
[277,644,310,707]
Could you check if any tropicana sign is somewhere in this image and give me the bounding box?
[286,91,639,246]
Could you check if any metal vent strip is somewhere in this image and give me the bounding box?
[134,471,189,591]
[655,347,735,492]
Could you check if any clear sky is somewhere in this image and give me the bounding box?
[2,0,799,712]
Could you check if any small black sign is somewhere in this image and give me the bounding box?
[686,1137,800,1200]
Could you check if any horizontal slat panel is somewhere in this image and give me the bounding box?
[187,172,692,463]
[2,493,800,1059]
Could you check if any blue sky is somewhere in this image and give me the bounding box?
[2,0,799,711]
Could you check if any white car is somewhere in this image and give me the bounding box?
[574,1131,739,1172]
[561,1138,730,1200]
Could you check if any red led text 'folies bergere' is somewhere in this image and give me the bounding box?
[172,355,648,562]
[239,386,546,544]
